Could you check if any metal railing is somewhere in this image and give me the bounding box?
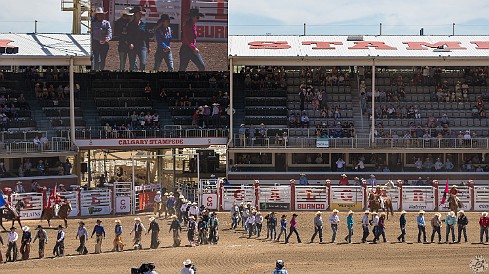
[0,131,48,143]
[1,141,74,154]
[74,128,229,139]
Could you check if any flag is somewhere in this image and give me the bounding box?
[0,194,7,207]
[440,180,449,205]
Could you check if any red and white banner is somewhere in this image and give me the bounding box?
[202,193,218,210]
[330,186,364,211]
[221,185,255,210]
[259,186,291,211]
[75,137,228,148]
[474,186,489,211]
[11,193,43,220]
[402,186,435,211]
[80,190,112,216]
[295,186,328,211]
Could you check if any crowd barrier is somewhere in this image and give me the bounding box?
[3,182,489,220]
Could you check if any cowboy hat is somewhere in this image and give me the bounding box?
[451,185,458,188]
[348,210,354,215]
[169,192,173,195]
[341,174,347,177]
[189,216,195,220]
[35,225,43,230]
[364,210,370,214]
[179,195,185,199]
[158,14,174,22]
[57,225,63,229]
[134,217,141,221]
[156,191,161,194]
[164,192,168,196]
[120,7,134,16]
[94,7,107,14]
[171,215,178,219]
[59,184,64,187]
[332,209,339,213]
[401,210,407,214]
[129,6,146,14]
[79,221,85,225]
[418,210,425,214]
[380,212,386,216]
[149,217,155,222]
[212,103,220,106]
[16,181,22,184]
[449,211,455,217]
[316,211,322,215]
[10,227,16,230]
[192,202,197,206]
[372,212,378,215]
[183,259,192,266]
[22,226,30,232]
[188,8,204,18]
[458,210,465,214]
[482,212,488,217]
[434,212,441,217]
[292,213,298,217]
[114,219,121,223]
[370,174,375,177]
[96,219,102,223]
[240,124,245,127]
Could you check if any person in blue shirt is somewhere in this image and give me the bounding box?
[276,215,287,242]
[417,210,427,243]
[153,14,174,71]
[397,210,407,242]
[91,219,106,254]
[299,173,308,185]
[273,260,289,274]
[91,7,112,71]
[344,210,354,243]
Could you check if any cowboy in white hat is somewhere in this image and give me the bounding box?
[188,201,200,219]
[339,174,349,186]
[181,259,194,273]
[130,217,146,250]
[361,210,371,243]
[417,210,427,243]
[344,210,354,243]
[187,215,197,246]
[153,190,162,217]
[329,209,340,243]
[371,212,380,243]
[169,214,182,247]
[397,210,407,242]
[449,184,462,208]
[115,7,133,71]
[148,216,160,249]
[19,226,32,260]
[430,212,442,243]
[479,212,489,243]
[457,210,468,243]
[113,219,124,252]
[92,6,112,71]
[310,211,323,243]
[15,181,25,193]
[445,211,457,243]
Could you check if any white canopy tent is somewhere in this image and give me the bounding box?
[228,35,489,144]
[0,33,91,144]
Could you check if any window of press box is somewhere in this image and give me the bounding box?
[292,153,330,165]
[235,153,273,165]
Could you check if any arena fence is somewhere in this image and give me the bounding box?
[3,182,489,220]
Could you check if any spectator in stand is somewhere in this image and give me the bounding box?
[257,123,267,145]
[33,135,41,151]
[144,83,152,100]
[339,174,349,186]
[248,124,256,146]
[287,113,296,128]
[444,159,454,171]
[434,158,443,172]
[423,158,433,172]
[299,173,308,185]
[153,14,174,72]
[415,177,424,186]
[336,158,346,172]
[299,88,306,112]
[301,112,309,128]
[239,124,246,146]
[315,154,323,164]
[40,135,49,150]
[37,160,45,176]
[367,174,377,187]
[91,7,112,71]
[179,8,205,71]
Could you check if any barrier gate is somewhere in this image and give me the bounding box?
[366,186,400,211]
[11,193,43,220]
[221,185,255,210]
[474,186,489,211]
[295,185,328,211]
[438,186,471,211]
[330,186,364,211]
[199,179,219,210]
[80,189,112,216]
[259,185,291,211]
[176,181,198,204]
[402,186,435,211]
[114,182,133,214]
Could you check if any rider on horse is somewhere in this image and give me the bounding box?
[49,192,65,217]
[449,185,461,208]
[374,186,385,209]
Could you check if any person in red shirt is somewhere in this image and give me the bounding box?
[375,186,384,209]
[449,185,461,208]
[479,212,489,243]
[339,174,349,186]
[179,8,205,71]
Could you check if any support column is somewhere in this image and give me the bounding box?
[371,61,376,146]
[254,180,260,209]
[398,181,403,211]
[69,57,76,145]
[87,149,92,188]
[433,180,439,211]
[290,179,296,211]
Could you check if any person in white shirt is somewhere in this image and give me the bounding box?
[53,225,65,257]
[153,191,162,217]
[434,158,444,172]
[188,202,200,219]
[336,158,346,172]
[361,211,371,243]
[181,259,195,274]
[372,212,380,242]
[40,135,49,150]
[33,136,41,150]
[246,211,256,238]
[6,226,19,262]
[255,212,264,238]
[329,209,340,243]
[15,181,25,193]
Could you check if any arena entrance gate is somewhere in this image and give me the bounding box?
[199,179,219,210]
[401,186,435,211]
[176,181,198,204]
[80,189,112,216]
[474,186,489,211]
[220,185,256,210]
[258,185,291,211]
[114,182,133,215]
[329,186,364,211]
[294,185,328,211]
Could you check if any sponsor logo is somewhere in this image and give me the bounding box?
[469,255,488,274]
[297,203,327,210]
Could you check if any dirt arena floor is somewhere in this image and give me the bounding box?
[1,211,488,273]
[104,41,228,72]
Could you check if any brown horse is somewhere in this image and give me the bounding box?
[0,200,24,231]
[368,192,394,220]
[41,202,72,228]
[448,195,463,212]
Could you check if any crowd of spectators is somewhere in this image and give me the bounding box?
[316,121,355,138]
[0,91,30,132]
[239,66,287,90]
[0,158,72,178]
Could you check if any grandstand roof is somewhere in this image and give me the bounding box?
[0,33,90,66]
[229,35,489,66]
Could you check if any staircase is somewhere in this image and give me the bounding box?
[152,99,173,127]
[232,79,246,129]
[350,75,369,143]
[27,98,50,131]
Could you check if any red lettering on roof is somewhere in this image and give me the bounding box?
[348,41,397,50]
[403,41,466,50]
[0,40,14,48]
[302,41,343,49]
[471,41,489,49]
[248,41,291,49]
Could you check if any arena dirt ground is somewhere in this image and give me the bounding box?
[104,41,228,72]
[1,211,488,273]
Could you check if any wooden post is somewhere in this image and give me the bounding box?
[326,179,331,211]
[290,179,296,211]
[433,180,439,211]
[254,180,260,209]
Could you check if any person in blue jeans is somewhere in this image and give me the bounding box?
[276,215,287,242]
[91,7,112,71]
[417,210,427,243]
[329,209,340,243]
[153,14,174,71]
[344,210,354,243]
[127,7,149,71]
[179,8,205,71]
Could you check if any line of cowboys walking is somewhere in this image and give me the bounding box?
[0,191,218,263]
[231,202,489,245]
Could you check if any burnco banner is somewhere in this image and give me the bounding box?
[91,0,228,71]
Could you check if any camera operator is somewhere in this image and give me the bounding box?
[181,259,196,274]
